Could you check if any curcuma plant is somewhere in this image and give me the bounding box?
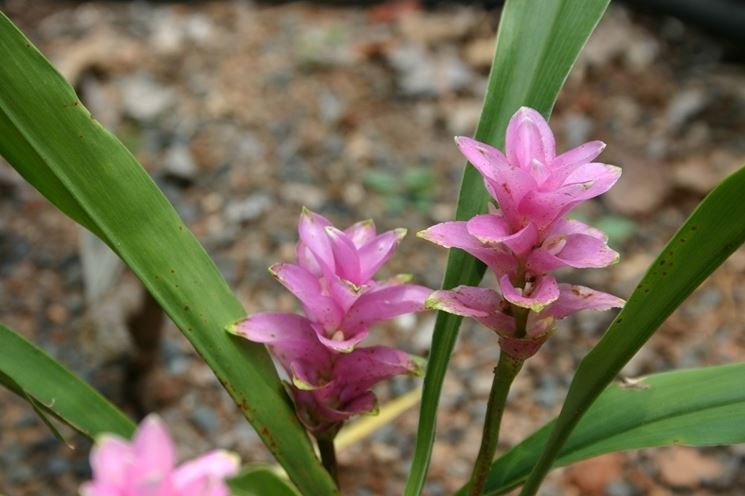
[1,0,744,495]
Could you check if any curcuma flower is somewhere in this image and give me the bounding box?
[81,415,239,496]
[228,209,429,437]
[420,107,624,358]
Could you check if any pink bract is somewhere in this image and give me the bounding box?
[229,209,430,434]
[420,107,624,358]
[81,415,239,496]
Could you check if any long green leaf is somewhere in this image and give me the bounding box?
[451,363,745,495]
[405,1,610,493]
[519,164,745,494]
[229,466,300,496]
[0,323,135,440]
[0,13,336,495]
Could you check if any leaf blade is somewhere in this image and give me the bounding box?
[0,13,336,495]
[457,363,745,495]
[0,323,135,440]
[519,164,745,494]
[229,466,301,496]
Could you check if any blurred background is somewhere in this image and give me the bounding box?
[1,1,745,494]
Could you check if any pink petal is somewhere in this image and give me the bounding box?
[552,140,606,169]
[546,140,606,188]
[270,263,342,328]
[89,435,133,488]
[455,136,535,224]
[454,136,510,183]
[342,283,430,331]
[325,275,361,314]
[298,208,335,274]
[357,228,407,282]
[334,346,424,396]
[518,164,621,230]
[505,107,556,170]
[527,233,619,273]
[344,219,377,247]
[482,169,536,227]
[545,284,625,319]
[325,226,361,283]
[549,218,607,240]
[172,450,239,496]
[334,391,378,416]
[499,274,559,312]
[296,242,323,277]
[417,222,517,275]
[426,287,494,318]
[464,214,510,245]
[466,215,538,256]
[426,286,514,333]
[315,325,368,354]
[229,312,332,386]
[132,415,176,476]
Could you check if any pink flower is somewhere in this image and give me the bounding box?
[81,415,239,496]
[272,209,431,352]
[419,107,624,358]
[229,312,423,436]
[228,209,430,435]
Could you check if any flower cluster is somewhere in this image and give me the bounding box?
[420,107,625,359]
[81,415,239,496]
[229,209,430,437]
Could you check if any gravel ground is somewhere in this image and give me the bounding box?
[1,1,745,495]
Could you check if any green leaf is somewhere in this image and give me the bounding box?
[0,323,135,441]
[519,164,745,495]
[0,13,336,495]
[452,363,745,495]
[229,466,301,496]
[404,1,610,493]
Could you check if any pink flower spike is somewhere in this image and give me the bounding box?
[499,274,560,312]
[544,284,625,319]
[81,415,239,496]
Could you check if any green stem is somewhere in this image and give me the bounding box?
[317,436,339,487]
[467,352,524,496]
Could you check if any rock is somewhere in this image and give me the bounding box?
[463,37,494,69]
[665,88,709,133]
[119,74,176,121]
[388,43,473,97]
[397,9,479,45]
[657,448,726,487]
[163,145,198,183]
[562,113,594,149]
[445,100,482,135]
[565,452,625,494]
[225,194,273,224]
[606,156,671,216]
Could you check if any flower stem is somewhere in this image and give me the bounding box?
[317,436,339,487]
[467,351,524,496]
